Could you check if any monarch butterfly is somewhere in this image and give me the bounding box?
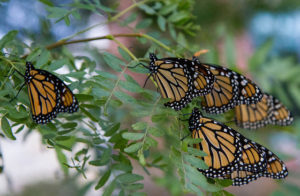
[235,93,293,129]
[192,58,263,114]
[188,108,288,185]
[189,108,266,178]
[19,62,78,124]
[146,53,214,110]
[224,143,288,186]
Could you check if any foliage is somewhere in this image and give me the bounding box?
[0,0,299,196]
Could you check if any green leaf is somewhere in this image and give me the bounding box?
[0,30,18,49]
[145,137,158,148]
[103,181,116,196]
[124,183,144,190]
[132,122,147,130]
[159,4,177,15]
[184,154,208,169]
[55,147,68,175]
[122,132,144,140]
[95,70,118,80]
[119,80,143,93]
[118,47,131,61]
[157,15,166,31]
[113,91,137,104]
[64,15,70,26]
[120,12,137,26]
[116,173,144,184]
[76,94,94,102]
[124,142,142,153]
[1,116,15,140]
[102,52,123,72]
[168,11,189,22]
[95,170,111,190]
[89,147,111,166]
[48,59,68,71]
[148,127,164,137]
[105,123,120,136]
[138,4,156,15]
[36,49,50,68]
[187,147,207,157]
[46,6,69,19]
[186,183,203,196]
[136,19,152,29]
[80,107,99,122]
[38,0,54,6]
[61,122,77,129]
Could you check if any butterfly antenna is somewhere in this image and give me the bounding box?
[180,132,191,141]
[14,69,24,77]
[9,82,26,103]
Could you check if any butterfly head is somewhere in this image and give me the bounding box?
[26,61,35,71]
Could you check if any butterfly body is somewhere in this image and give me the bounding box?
[24,62,78,124]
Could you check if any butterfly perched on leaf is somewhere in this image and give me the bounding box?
[235,93,293,129]
[146,53,214,110]
[188,107,288,186]
[14,61,79,124]
[192,57,263,114]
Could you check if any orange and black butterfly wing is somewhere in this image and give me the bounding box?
[198,63,240,114]
[189,59,215,96]
[268,94,293,126]
[25,62,78,124]
[235,94,272,129]
[57,79,79,113]
[235,73,263,105]
[149,55,194,110]
[259,144,288,179]
[235,93,293,129]
[189,108,244,177]
[26,69,60,124]
[223,170,261,186]
[223,142,287,186]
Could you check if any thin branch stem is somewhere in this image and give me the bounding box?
[46,33,174,54]
[111,36,138,61]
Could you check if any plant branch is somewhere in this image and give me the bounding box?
[46,33,173,54]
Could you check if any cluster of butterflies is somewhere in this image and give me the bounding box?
[144,53,293,186]
[2,53,293,187]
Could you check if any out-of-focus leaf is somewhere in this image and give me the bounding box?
[122,132,144,140]
[116,173,144,184]
[1,116,15,140]
[124,142,142,153]
[95,170,111,190]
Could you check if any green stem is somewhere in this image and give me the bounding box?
[111,36,138,61]
[138,96,161,151]
[141,34,172,52]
